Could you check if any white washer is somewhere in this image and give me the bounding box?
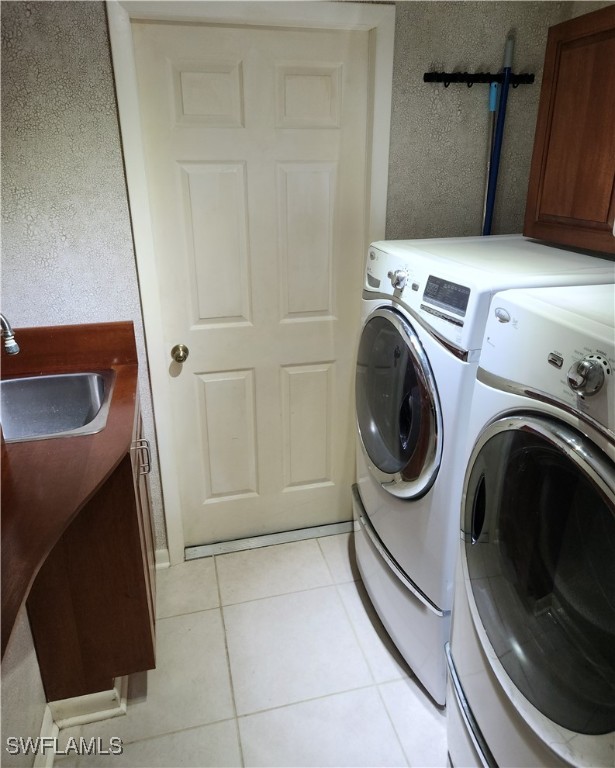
[353,235,615,705]
[446,284,615,767]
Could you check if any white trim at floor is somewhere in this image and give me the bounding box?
[185,520,354,560]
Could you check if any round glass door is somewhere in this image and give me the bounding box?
[463,415,615,735]
[355,307,442,499]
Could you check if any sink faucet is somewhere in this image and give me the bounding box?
[1,314,20,355]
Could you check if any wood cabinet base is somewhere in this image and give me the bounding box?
[27,454,155,702]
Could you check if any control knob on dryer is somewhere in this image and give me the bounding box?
[566,356,605,396]
[387,269,408,291]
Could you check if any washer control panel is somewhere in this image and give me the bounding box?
[481,287,615,433]
[567,354,609,397]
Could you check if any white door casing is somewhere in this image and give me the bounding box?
[107,1,395,562]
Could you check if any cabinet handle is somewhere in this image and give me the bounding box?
[133,438,151,475]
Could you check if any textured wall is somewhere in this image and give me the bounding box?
[386,1,573,239]
[1,1,166,549]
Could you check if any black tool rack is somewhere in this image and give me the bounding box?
[423,71,534,88]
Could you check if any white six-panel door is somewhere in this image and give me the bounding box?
[131,18,371,547]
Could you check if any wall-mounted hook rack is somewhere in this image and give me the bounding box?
[423,71,534,88]
[422,38,533,236]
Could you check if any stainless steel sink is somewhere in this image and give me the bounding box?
[1,371,115,443]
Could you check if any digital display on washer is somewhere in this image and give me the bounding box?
[423,276,470,317]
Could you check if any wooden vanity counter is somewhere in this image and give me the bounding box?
[1,322,141,659]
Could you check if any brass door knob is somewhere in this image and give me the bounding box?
[171,344,189,363]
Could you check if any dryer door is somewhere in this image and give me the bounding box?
[355,307,443,499]
[462,415,615,736]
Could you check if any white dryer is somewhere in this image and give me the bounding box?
[353,235,615,706]
[446,284,615,767]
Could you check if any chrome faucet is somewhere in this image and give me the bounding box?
[1,314,20,355]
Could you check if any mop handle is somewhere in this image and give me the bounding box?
[482,35,515,236]
[481,83,499,230]
[504,35,514,69]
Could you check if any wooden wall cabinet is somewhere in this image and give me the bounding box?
[524,5,615,254]
[26,400,156,702]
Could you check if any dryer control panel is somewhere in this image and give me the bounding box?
[365,245,476,351]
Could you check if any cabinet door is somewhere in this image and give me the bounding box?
[524,5,615,254]
[27,454,156,701]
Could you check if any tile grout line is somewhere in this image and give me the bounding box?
[310,539,411,766]
[89,716,241,752]
[213,553,246,768]
[164,536,356,617]
[320,535,407,691]
[156,605,218,622]
[374,681,414,768]
[155,557,220,622]
[329,531,415,763]
[235,681,390,720]
[332,580,381,688]
[216,536,335,607]
[324,537,414,765]
[315,535,341,586]
[213,578,354,611]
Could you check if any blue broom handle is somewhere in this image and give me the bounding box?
[481,81,499,230]
[482,36,515,236]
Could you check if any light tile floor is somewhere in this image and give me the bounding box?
[54,533,447,767]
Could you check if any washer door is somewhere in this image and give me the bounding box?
[355,307,442,498]
[462,415,615,735]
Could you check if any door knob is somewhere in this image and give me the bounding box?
[171,344,189,363]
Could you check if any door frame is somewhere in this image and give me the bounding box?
[106,0,396,564]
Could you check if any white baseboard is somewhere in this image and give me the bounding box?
[37,678,128,768]
[185,520,354,560]
[155,547,170,569]
[49,676,128,730]
[34,706,59,768]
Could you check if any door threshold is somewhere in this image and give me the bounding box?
[185,521,354,560]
